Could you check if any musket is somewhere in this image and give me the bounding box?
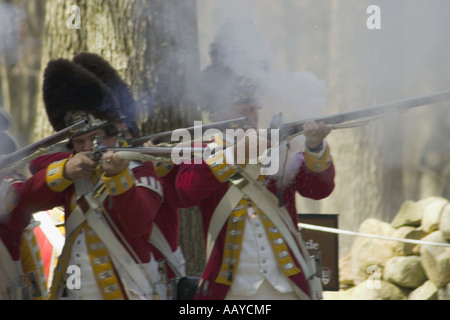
[130,117,250,146]
[93,146,207,163]
[274,89,450,139]
[0,120,88,172]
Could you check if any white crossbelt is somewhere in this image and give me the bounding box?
[235,165,320,300]
[69,195,156,299]
[149,225,186,278]
[0,239,23,299]
[206,184,243,262]
[206,164,319,300]
[237,166,314,279]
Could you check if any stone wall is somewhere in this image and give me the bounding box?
[323,196,450,300]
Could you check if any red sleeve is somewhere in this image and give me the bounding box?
[175,161,225,208]
[1,166,66,237]
[15,169,67,222]
[16,153,71,214]
[108,163,163,237]
[29,152,72,175]
[295,153,335,200]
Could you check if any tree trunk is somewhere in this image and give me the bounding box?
[0,0,46,147]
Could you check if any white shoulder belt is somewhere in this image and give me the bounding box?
[206,164,322,300]
[0,239,28,299]
[66,191,157,299]
[149,225,186,278]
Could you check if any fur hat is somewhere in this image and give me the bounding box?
[73,52,139,137]
[43,58,123,138]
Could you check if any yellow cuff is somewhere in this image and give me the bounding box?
[102,168,135,196]
[304,144,333,173]
[155,162,174,178]
[46,159,73,192]
[205,151,238,183]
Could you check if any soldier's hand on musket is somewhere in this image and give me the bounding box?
[64,151,97,180]
[0,173,25,216]
[101,150,130,177]
[303,121,330,150]
[143,141,156,148]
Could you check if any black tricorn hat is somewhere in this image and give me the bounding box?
[72,52,139,137]
[43,58,123,137]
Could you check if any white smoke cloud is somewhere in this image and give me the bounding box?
[262,71,327,128]
[198,0,328,128]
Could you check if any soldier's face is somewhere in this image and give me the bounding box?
[71,129,116,153]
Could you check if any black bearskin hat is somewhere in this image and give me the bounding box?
[43,58,123,138]
[72,52,139,137]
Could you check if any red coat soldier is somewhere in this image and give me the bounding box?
[14,58,164,300]
[71,52,187,297]
[0,108,52,300]
[175,23,335,300]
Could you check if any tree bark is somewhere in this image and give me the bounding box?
[0,0,46,147]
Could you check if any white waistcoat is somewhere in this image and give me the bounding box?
[226,206,294,298]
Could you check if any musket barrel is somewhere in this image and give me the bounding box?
[0,120,88,169]
[130,117,249,146]
[280,89,450,136]
[105,146,206,155]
